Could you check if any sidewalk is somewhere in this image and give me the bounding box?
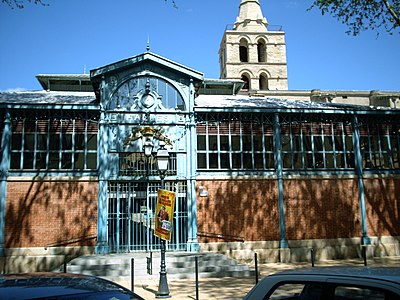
[115,256,400,299]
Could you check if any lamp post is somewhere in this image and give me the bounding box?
[141,129,171,298]
[156,144,170,298]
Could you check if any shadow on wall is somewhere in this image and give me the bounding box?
[197,177,399,260]
[4,176,98,271]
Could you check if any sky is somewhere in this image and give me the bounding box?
[0,0,399,92]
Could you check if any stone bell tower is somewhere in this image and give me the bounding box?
[219,0,288,91]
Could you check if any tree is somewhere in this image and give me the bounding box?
[165,0,177,9]
[310,0,400,35]
[2,0,47,9]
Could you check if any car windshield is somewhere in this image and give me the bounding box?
[265,281,396,300]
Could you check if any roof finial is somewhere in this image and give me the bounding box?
[146,36,150,52]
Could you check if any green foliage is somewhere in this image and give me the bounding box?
[2,0,48,9]
[310,0,400,35]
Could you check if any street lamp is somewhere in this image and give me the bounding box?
[142,127,155,157]
[156,143,170,298]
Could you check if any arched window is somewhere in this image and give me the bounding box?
[109,76,185,111]
[241,74,250,90]
[259,74,269,90]
[239,39,249,62]
[257,39,266,63]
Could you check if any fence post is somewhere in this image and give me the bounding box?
[362,246,368,266]
[147,251,153,275]
[254,252,259,285]
[63,257,67,273]
[131,258,134,292]
[195,256,199,300]
[311,248,315,268]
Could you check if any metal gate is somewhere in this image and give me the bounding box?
[107,181,188,253]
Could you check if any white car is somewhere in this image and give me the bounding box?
[244,267,400,300]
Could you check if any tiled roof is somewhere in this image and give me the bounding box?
[0,91,97,105]
[195,95,375,111]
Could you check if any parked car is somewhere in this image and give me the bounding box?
[244,266,400,300]
[0,272,144,299]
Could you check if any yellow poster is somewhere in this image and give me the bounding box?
[154,189,176,241]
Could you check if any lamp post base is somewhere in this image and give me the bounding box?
[156,239,170,298]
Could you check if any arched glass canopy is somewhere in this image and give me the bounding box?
[108,76,185,111]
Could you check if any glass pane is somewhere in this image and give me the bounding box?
[282,136,291,151]
[232,136,240,151]
[75,134,85,151]
[345,136,353,151]
[74,153,85,170]
[326,153,335,169]
[36,152,47,169]
[293,152,303,169]
[264,136,274,151]
[314,136,323,151]
[335,136,344,151]
[49,152,59,169]
[197,153,206,169]
[265,153,275,169]
[23,152,34,169]
[197,135,206,150]
[304,136,312,151]
[325,136,334,151]
[220,135,229,151]
[10,153,21,169]
[49,134,60,150]
[382,153,392,169]
[242,135,252,151]
[24,134,35,151]
[243,153,252,169]
[62,153,72,169]
[268,283,306,299]
[292,136,301,152]
[334,285,386,300]
[336,153,346,168]
[87,134,97,150]
[87,153,97,170]
[209,135,218,151]
[62,134,73,150]
[11,133,22,150]
[305,154,313,168]
[232,153,241,169]
[220,153,230,169]
[254,153,263,169]
[315,153,324,168]
[209,153,218,169]
[283,152,292,169]
[37,134,47,150]
[253,135,263,151]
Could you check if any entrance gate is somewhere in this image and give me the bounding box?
[107,181,188,253]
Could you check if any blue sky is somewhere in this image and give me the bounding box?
[0,0,399,91]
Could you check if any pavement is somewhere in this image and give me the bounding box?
[113,256,400,299]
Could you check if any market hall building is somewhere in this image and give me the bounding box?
[1,0,399,271]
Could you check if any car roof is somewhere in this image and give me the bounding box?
[0,272,143,299]
[270,266,400,283]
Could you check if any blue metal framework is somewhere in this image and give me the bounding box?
[107,180,188,252]
[195,110,400,247]
[196,112,400,174]
[6,109,99,175]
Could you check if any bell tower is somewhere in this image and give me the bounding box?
[219,0,288,91]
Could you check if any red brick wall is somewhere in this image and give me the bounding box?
[6,180,98,248]
[284,179,361,240]
[197,180,280,242]
[364,178,400,237]
[197,178,399,244]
